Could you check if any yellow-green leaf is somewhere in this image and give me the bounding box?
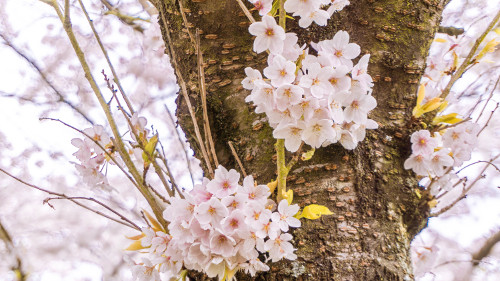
[267,180,278,194]
[142,134,158,165]
[126,233,145,240]
[143,209,164,232]
[284,189,293,205]
[298,204,333,220]
[437,100,448,113]
[475,39,499,61]
[432,113,463,125]
[301,148,315,161]
[125,240,147,251]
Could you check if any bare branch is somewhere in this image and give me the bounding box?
[164,104,195,187]
[228,141,247,177]
[159,8,214,178]
[0,167,140,231]
[196,29,219,168]
[472,230,500,266]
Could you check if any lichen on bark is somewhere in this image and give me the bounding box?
[153,0,447,279]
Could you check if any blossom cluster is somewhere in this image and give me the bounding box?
[248,0,349,28]
[243,12,377,152]
[71,113,150,189]
[404,122,478,180]
[132,166,300,280]
[71,125,113,188]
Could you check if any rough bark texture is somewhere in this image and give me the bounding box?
[152,0,446,279]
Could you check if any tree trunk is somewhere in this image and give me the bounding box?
[152,0,446,279]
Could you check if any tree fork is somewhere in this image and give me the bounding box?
[153,0,446,279]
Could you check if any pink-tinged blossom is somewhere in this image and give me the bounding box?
[317,30,361,68]
[319,64,351,93]
[302,118,335,148]
[206,165,240,198]
[132,258,161,281]
[290,97,320,121]
[271,200,301,232]
[264,233,297,262]
[263,55,297,87]
[190,177,213,204]
[195,197,229,229]
[339,129,357,150]
[284,0,320,14]
[267,108,295,128]
[185,243,210,270]
[255,220,280,240]
[239,175,271,203]
[248,15,286,54]
[140,227,156,247]
[242,67,263,90]
[245,201,272,226]
[404,154,431,176]
[343,92,377,123]
[429,149,453,176]
[250,0,272,16]
[327,0,350,15]
[210,230,236,257]
[351,54,373,91]
[151,231,171,253]
[221,194,247,211]
[241,258,270,276]
[275,84,304,111]
[153,254,182,276]
[300,63,333,98]
[164,197,195,223]
[327,91,348,123]
[281,33,303,61]
[273,121,306,152]
[168,219,195,244]
[298,9,330,28]
[221,209,248,237]
[246,81,274,114]
[411,130,438,155]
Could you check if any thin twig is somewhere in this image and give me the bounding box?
[164,104,195,187]
[159,8,214,178]
[157,139,185,198]
[431,154,500,217]
[0,167,140,231]
[177,0,195,47]
[456,160,500,174]
[79,0,135,115]
[228,141,247,177]
[440,10,500,100]
[235,0,256,23]
[100,0,148,32]
[45,196,141,230]
[196,29,219,168]
[477,102,499,136]
[475,75,499,121]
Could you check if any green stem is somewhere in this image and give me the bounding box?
[279,0,286,29]
[276,139,288,201]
